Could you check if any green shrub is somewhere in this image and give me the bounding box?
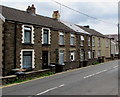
[92,61,100,65]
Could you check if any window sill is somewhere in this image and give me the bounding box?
[42,44,50,46]
[22,43,34,45]
[59,45,65,47]
[70,45,75,47]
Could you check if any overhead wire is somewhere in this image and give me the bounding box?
[51,0,118,26]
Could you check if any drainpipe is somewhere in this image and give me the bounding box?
[14,22,17,68]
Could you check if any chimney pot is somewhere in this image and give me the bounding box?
[52,10,60,20]
[26,4,36,15]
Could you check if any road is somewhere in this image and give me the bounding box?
[2,60,119,96]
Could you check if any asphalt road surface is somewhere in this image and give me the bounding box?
[2,60,119,95]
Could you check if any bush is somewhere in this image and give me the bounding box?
[92,61,100,65]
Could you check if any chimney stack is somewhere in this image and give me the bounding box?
[84,25,90,28]
[52,10,60,20]
[26,4,36,15]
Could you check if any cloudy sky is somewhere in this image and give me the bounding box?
[1,0,119,35]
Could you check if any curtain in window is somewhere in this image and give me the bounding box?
[59,35,64,45]
[24,31,31,43]
[23,51,32,69]
[70,37,75,45]
[43,30,49,44]
[59,51,64,65]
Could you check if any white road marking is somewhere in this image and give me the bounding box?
[113,66,118,68]
[84,65,118,79]
[36,84,65,95]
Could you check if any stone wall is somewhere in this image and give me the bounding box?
[2,69,52,85]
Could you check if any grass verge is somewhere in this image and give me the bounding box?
[4,72,55,85]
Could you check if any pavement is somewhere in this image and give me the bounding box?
[2,60,119,96]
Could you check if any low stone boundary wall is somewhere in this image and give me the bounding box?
[1,56,119,85]
[2,75,17,85]
[87,58,98,65]
[105,57,112,62]
[2,69,51,85]
[64,61,80,70]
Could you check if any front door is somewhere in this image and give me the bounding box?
[93,51,95,58]
[42,51,49,69]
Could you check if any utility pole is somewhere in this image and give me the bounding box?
[118,24,120,59]
[118,1,120,59]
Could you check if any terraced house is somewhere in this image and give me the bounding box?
[0,5,111,76]
[79,26,111,62]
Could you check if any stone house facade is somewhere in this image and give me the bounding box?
[0,5,111,76]
[79,26,111,60]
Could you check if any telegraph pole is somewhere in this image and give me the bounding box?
[118,23,120,59]
[118,1,120,59]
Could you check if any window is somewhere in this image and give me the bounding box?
[20,49,35,69]
[59,32,64,45]
[42,28,50,44]
[22,25,34,44]
[88,50,91,59]
[80,36,84,46]
[70,51,75,61]
[59,50,64,65]
[88,37,91,46]
[106,39,109,48]
[98,38,101,47]
[98,50,101,57]
[92,37,95,47]
[70,34,75,45]
[80,49,84,61]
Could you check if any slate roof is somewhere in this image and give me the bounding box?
[60,20,90,35]
[78,25,106,38]
[1,5,107,38]
[1,5,74,32]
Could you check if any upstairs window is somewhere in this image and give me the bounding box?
[70,34,75,46]
[80,36,84,46]
[42,28,50,44]
[88,37,91,46]
[106,39,109,48]
[22,25,34,44]
[59,32,65,45]
[92,37,95,47]
[98,38,101,47]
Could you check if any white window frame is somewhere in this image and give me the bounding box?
[106,39,109,48]
[22,25,34,44]
[70,51,75,61]
[80,49,84,61]
[70,34,75,45]
[92,37,95,47]
[98,38,101,47]
[88,50,91,59]
[59,32,65,45]
[20,49,35,69]
[98,50,101,57]
[88,37,91,46]
[42,27,51,44]
[80,36,84,46]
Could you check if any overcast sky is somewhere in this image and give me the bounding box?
[1,0,119,35]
